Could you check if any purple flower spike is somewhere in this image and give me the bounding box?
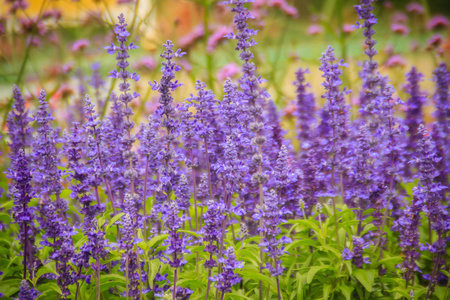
[213,247,243,294]
[341,237,370,268]
[293,68,316,149]
[18,279,40,300]
[404,67,426,175]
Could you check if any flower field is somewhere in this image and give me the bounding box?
[0,0,449,299]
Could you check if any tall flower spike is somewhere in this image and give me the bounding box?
[253,190,292,279]
[213,247,244,296]
[32,90,65,212]
[7,85,33,157]
[293,68,316,149]
[392,187,423,288]
[150,41,186,204]
[10,149,37,279]
[431,63,449,188]
[354,0,379,113]
[341,237,370,268]
[404,67,426,176]
[318,46,350,193]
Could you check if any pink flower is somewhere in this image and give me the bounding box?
[217,63,240,81]
[391,23,410,35]
[178,25,204,49]
[71,39,90,53]
[406,2,425,15]
[392,12,408,24]
[268,0,298,17]
[342,23,355,34]
[385,55,407,68]
[179,59,192,73]
[307,24,323,36]
[410,40,419,52]
[133,56,156,70]
[207,26,232,53]
[426,34,444,50]
[426,15,450,31]
[63,62,74,73]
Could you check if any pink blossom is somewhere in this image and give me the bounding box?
[133,56,156,70]
[217,63,240,81]
[406,2,425,15]
[307,24,323,36]
[426,34,444,50]
[178,25,204,49]
[268,0,298,17]
[207,26,232,53]
[342,23,355,34]
[179,59,192,73]
[391,23,410,35]
[71,39,90,53]
[426,15,450,31]
[392,12,408,24]
[385,55,407,68]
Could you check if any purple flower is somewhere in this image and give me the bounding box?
[253,190,291,277]
[17,279,39,300]
[354,0,380,115]
[213,247,243,294]
[404,67,426,176]
[32,90,65,210]
[431,63,449,189]
[162,202,189,269]
[293,68,316,149]
[318,46,351,196]
[6,85,33,158]
[341,237,370,268]
[9,149,37,279]
[202,201,225,269]
[392,187,423,287]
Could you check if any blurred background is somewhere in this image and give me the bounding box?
[0,0,449,132]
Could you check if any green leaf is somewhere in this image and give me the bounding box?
[240,270,277,293]
[0,213,11,223]
[148,234,169,249]
[307,266,332,284]
[339,285,353,300]
[38,282,63,296]
[0,279,21,297]
[106,213,125,230]
[323,284,332,299]
[353,269,373,292]
[178,230,203,238]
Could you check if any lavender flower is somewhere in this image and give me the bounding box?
[341,237,370,268]
[7,85,33,157]
[150,41,185,204]
[354,0,379,113]
[319,45,350,176]
[293,68,316,149]
[213,247,243,296]
[431,63,449,188]
[17,279,39,300]
[32,90,66,212]
[10,149,37,279]
[253,190,291,277]
[392,187,422,287]
[162,202,189,299]
[202,201,225,269]
[404,67,426,175]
